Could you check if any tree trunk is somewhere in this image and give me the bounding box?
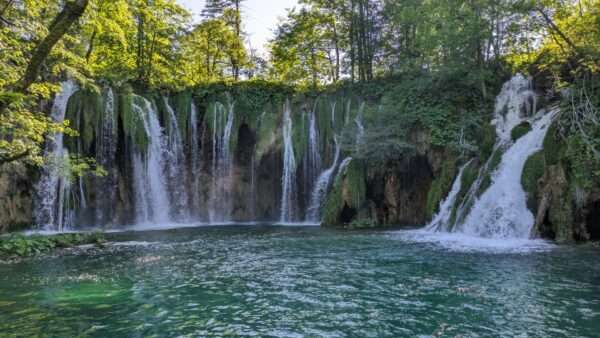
[18,0,90,92]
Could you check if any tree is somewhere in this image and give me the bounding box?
[202,0,246,80]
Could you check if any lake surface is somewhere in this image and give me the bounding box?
[1,225,599,337]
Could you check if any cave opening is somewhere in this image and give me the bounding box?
[340,203,357,224]
[586,200,600,241]
[235,123,256,167]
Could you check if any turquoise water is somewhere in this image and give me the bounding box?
[1,225,600,337]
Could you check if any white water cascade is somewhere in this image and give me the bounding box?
[306,140,341,222]
[280,100,297,223]
[94,88,118,225]
[493,74,537,142]
[456,109,557,238]
[426,160,473,232]
[304,101,322,202]
[163,97,188,218]
[425,74,557,240]
[208,99,235,222]
[34,80,78,230]
[189,101,202,214]
[355,102,366,149]
[131,96,171,224]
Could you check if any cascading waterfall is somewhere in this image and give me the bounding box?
[189,102,202,214]
[208,99,235,222]
[306,140,341,222]
[493,74,537,142]
[280,100,297,223]
[355,102,365,149]
[456,109,557,238]
[304,101,322,204]
[426,160,473,232]
[163,97,188,219]
[131,96,171,224]
[34,80,78,230]
[94,88,118,225]
[431,74,555,239]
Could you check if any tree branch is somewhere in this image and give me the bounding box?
[18,0,90,92]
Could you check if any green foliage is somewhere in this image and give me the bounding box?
[426,158,457,219]
[522,151,546,211]
[354,71,496,162]
[478,124,497,161]
[322,159,367,226]
[0,232,106,258]
[511,122,532,142]
[448,160,479,225]
[543,122,563,166]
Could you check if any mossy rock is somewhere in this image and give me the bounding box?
[425,157,457,219]
[543,122,563,166]
[522,151,546,212]
[511,122,532,142]
[448,160,479,225]
[478,123,497,160]
[322,159,367,226]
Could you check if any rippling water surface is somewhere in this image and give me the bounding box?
[1,225,600,337]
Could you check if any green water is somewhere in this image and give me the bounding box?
[1,225,599,337]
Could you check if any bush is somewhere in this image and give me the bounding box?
[0,232,106,257]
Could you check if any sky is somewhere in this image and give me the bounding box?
[176,0,300,55]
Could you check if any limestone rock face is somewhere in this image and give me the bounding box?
[0,164,34,232]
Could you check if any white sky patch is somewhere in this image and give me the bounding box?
[176,0,299,56]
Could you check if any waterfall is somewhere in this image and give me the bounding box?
[131,96,171,224]
[331,101,337,126]
[306,140,341,223]
[94,88,118,225]
[337,157,353,177]
[493,74,537,142]
[456,110,557,238]
[280,100,297,223]
[305,101,322,200]
[189,101,202,215]
[355,102,365,149]
[208,99,235,222]
[426,160,473,232]
[34,80,78,231]
[163,97,188,219]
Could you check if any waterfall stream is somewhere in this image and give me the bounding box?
[34,80,78,231]
[208,99,235,222]
[164,97,188,219]
[306,140,341,222]
[429,74,556,239]
[456,110,557,238]
[131,96,171,224]
[280,100,297,223]
[426,160,473,232]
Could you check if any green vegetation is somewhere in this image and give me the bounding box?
[522,151,546,210]
[0,0,598,170]
[512,122,532,142]
[0,232,106,258]
[426,157,457,219]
